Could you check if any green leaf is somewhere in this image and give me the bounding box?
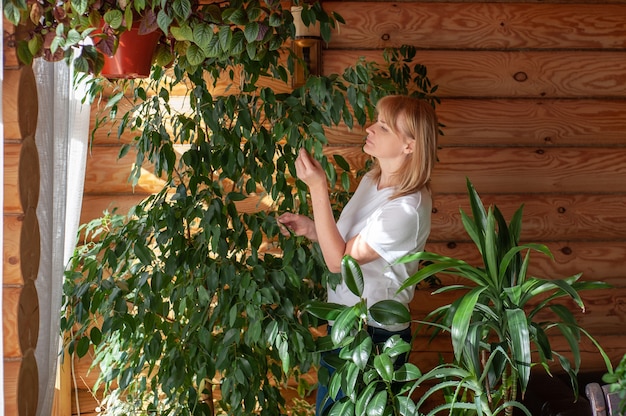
[341,255,364,297]
[367,389,388,416]
[304,300,344,321]
[104,9,124,30]
[369,300,411,326]
[374,353,393,382]
[133,241,153,265]
[333,154,351,171]
[76,336,90,358]
[451,286,486,361]
[172,0,192,20]
[192,23,213,49]
[186,43,206,66]
[355,382,377,415]
[89,327,102,346]
[331,306,359,345]
[171,24,194,41]
[244,22,260,43]
[393,362,422,382]
[506,308,531,392]
[352,330,373,370]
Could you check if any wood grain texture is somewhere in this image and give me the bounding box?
[327,98,626,147]
[323,2,626,50]
[326,146,626,194]
[432,147,626,194]
[4,215,23,286]
[426,241,626,284]
[324,50,626,98]
[430,193,626,242]
[4,360,20,416]
[4,143,21,214]
[3,287,21,359]
[83,147,167,194]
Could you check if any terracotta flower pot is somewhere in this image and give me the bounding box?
[100,25,161,79]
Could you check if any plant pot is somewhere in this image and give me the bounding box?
[100,25,161,79]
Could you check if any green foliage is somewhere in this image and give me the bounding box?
[602,353,626,414]
[305,256,421,416]
[59,3,440,415]
[398,178,612,415]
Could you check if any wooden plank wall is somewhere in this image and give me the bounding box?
[3,17,43,416]
[319,0,626,375]
[26,1,626,414]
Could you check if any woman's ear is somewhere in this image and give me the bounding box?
[404,140,414,154]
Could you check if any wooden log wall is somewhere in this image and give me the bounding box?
[3,17,42,416]
[4,1,624,415]
[319,0,626,375]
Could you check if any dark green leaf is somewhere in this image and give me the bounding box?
[341,255,364,297]
[369,300,411,325]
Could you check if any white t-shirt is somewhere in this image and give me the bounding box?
[330,173,432,330]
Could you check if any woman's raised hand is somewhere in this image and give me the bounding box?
[276,212,318,242]
[295,148,327,191]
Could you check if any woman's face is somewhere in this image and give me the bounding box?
[363,114,412,161]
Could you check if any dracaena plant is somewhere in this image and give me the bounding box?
[396,178,612,416]
[305,255,424,416]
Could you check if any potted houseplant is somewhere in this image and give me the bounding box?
[3,0,330,77]
[305,179,613,416]
[304,254,423,416]
[3,0,166,76]
[57,0,440,408]
[395,178,612,415]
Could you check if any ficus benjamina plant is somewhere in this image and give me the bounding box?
[59,2,439,415]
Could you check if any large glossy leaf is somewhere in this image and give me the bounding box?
[367,390,388,416]
[341,361,361,400]
[394,395,417,415]
[374,354,394,382]
[369,299,411,325]
[355,382,377,415]
[341,255,364,297]
[351,330,373,370]
[328,398,355,416]
[506,308,531,392]
[304,300,344,321]
[331,306,359,345]
[393,363,422,382]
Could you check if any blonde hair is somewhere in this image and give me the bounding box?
[368,95,439,199]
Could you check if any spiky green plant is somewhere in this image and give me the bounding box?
[398,178,611,416]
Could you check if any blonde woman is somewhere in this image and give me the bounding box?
[278,95,438,414]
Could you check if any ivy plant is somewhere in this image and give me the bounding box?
[61,2,439,415]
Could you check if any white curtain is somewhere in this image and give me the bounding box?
[33,59,91,416]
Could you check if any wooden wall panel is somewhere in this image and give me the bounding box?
[326,99,626,147]
[426,242,626,284]
[324,50,626,98]
[324,2,626,50]
[60,1,626,414]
